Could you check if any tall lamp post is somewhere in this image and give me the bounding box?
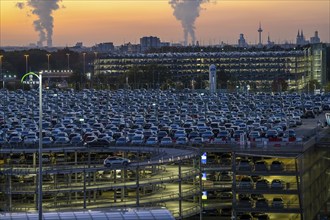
[24,54,29,73]
[38,72,43,220]
[82,53,86,89]
[46,54,51,86]
[66,53,70,70]
[21,71,43,220]
[0,55,3,89]
[93,52,98,89]
[46,54,51,71]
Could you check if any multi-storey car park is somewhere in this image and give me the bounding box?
[0,89,330,219]
[95,44,330,90]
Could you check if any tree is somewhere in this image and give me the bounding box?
[302,79,321,93]
[324,82,330,92]
[125,64,171,89]
[271,78,288,92]
[217,69,230,90]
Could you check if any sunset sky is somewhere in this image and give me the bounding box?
[0,0,329,47]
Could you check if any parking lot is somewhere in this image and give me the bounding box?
[1,89,329,149]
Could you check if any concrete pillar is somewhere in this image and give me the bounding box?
[179,162,182,219]
[232,152,237,220]
[83,169,86,209]
[136,166,140,207]
[74,152,78,200]
[8,174,12,211]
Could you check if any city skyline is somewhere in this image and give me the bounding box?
[0,0,329,47]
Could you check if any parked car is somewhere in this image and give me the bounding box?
[54,136,70,145]
[255,179,269,189]
[256,214,270,220]
[255,198,269,208]
[145,136,158,145]
[270,160,284,171]
[254,160,268,171]
[301,110,315,118]
[239,213,253,220]
[238,176,253,189]
[103,156,130,167]
[131,135,145,145]
[238,196,254,208]
[176,136,188,145]
[70,135,83,145]
[272,197,284,208]
[160,136,173,145]
[271,179,285,189]
[219,192,232,200]
[42,136,54,146]
[115,136,130,145]
[238,159,253,171]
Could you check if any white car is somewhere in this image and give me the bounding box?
[103,157,130,167]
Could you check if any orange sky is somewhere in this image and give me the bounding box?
[0,0,329,46]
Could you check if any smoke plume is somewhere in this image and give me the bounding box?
[16,0,61,47]
[15,2,25,9]
[169,0,208,46]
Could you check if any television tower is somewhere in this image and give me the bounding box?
[258,22,263,48]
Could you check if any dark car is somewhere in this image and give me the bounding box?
[272,197,284,208]
[255,179,269,189]
[87,138,112,147]
[238,176,254,189]
[238,196,254,208]
[219,207,232,216]
[255,198,269,208]
[271,179,285,189]
[257,214,270,220]
[270,160,284,171]
[301,110,315,119]
[239,213,253,220]
[254,160,268,171]
[238,159,253,171]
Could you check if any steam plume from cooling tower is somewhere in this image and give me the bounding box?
[16,0,61,47]
[169,0,208,46]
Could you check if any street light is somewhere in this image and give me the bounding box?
[93,52,98,89]
[46,54,51,71]
[20,71,43,220]
[66,53,70,70]
[82,53,86,89]
[38,72,43,220]
[0,55,3,89]
[24,54,29,73]
[46,54,51,86]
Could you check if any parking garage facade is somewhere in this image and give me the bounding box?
[1,141,330,219]
[95,44,329,90]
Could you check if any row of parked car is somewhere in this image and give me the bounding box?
[238,159,285,172]
[0,89,329,148]
[239,176,286,190]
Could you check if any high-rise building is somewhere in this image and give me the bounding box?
[140,36,161,52]
[93,42,115,53]
[238,34,248,48]
[310,31,321,44]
